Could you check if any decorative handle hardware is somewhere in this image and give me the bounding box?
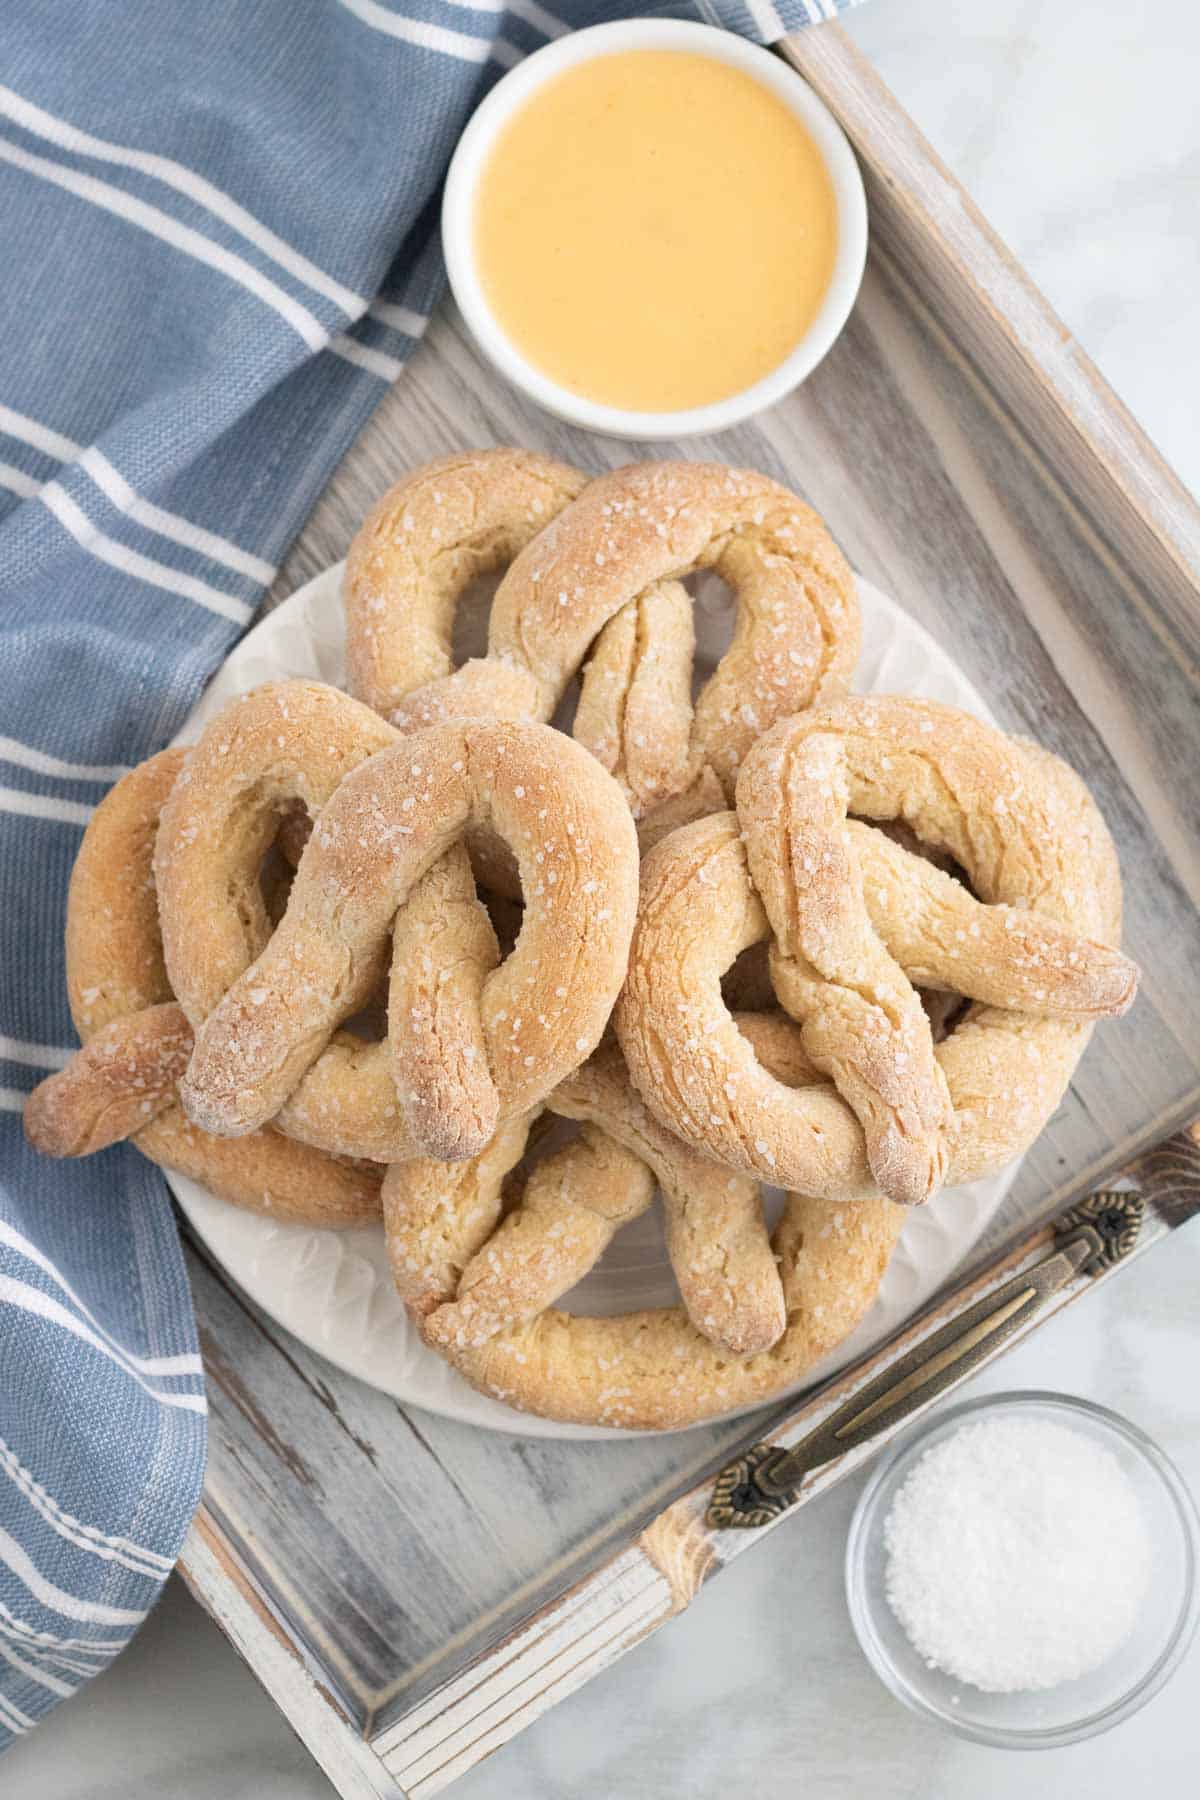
[708,1189,1145,1530]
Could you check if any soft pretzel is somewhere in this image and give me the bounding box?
[617,698,1138,1203]
[385,460,859,835]
[179,718,640,1160]
[384,1022,904,1430]
[155,679,519,1161]
[389,1030,791,1360]
[743,729,955,1206]
[23,751,383,1227]
[344,450,715,886]
[154,678,459,1161]
[342,447,684,777]
[344,448,588,721]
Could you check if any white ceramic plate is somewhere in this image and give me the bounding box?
[169,565,1016,1439]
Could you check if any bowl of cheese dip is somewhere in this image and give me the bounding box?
[442,20,867,438]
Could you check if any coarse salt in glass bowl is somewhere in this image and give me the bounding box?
[844,1391,1200,1748]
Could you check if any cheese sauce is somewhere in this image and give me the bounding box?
[473,50,839,413]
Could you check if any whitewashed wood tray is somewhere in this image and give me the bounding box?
[175,24,1200,1799]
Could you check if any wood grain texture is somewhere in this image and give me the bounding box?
[176,25,1200,1796]
[378,1120,1200,1798]
[179,1511,404,1800]
[783,26,1200,621]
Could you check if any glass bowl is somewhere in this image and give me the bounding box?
[845,1390,1200,1748]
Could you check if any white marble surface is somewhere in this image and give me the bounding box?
[9,3,1198,1795]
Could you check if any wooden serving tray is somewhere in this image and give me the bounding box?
[176,25,1200,1799]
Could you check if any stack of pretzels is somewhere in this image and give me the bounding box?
[25,450,1138,1430]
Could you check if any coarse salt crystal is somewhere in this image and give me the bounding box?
[882,1413,1150,1693]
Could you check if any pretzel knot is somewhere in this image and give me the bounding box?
[23,751,383,1228]
[173,702,640,1162]
[346,454,860,847]
[384,1022,906,1431]
[617,698,1139,1207]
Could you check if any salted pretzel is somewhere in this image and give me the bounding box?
[345,446,681,892]
[23,751,383,1227]
[354,457,859,840]
[153,678,445,1162]
[156,679,552,1162]
[554,461,860,819]
[384,1020,905,1430]
[618,698,1138,1206]
[389,1026,799,1361]
[178,715,640,1163]
[345,448,587,721]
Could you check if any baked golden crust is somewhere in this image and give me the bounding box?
[157,680,398,1022]
[390,1034,789,1365]
[489,461,860,790]
[344,448,587,720]
[549,1037,787,1357]
[24,452,1138,1433]
[432,1191,905,1432]
[373,459,859,845]
[385,1024,904,1430]
[617,698,1137,1202]
[24,751,383,1227]
[154,678,428,1160]
[179,718,640,1158]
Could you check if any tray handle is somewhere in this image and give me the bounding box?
[708,1187,1155,1530]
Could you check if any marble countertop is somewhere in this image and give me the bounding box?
[9,2,1198,1795]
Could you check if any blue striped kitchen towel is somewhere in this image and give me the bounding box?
[0,0,855,1750]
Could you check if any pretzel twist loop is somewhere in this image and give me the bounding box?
[176,713,640,1161]
[347,456,861,844]
[345,448,588,722]
[384,1021,905,1431]
[23,752,383,1227]
[617,698,1138,1205]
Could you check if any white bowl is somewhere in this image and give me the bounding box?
[441,20,868,439]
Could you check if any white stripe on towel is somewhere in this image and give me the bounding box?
[0,1690,33,1735]
[0,406,272,581]
[40,483,253,626]
[0,134,329,351]
[0,462,40,499]
[434,0,568,32]
[0,1221,204,1379]
[0,1601,126,1656]
[366,298,428,337]
[0,1635,77,1701]
[330,334,405,383]
[0,1277,208,1414]
[37,1651,109,1678]
[0,789,93,828]
[0,1037,72,1072]
[506,0,568,37]
[0,1437,172,1577]
[0,85,367,317]
[336,0,493,61]
[0,1524,145,1627]
[742,0,787,39]
[0,402,79,462]
[78,451,276,584]
[0,737,130,784]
